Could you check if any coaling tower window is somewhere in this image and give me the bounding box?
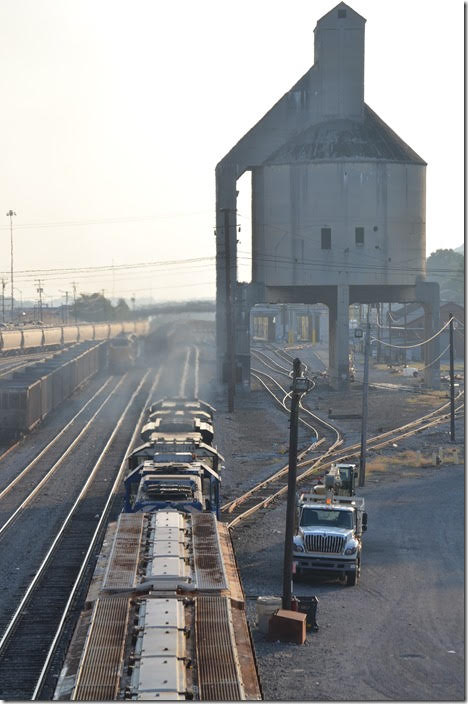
[355,227,364,246]
[321,228,331,250]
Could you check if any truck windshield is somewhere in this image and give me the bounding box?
[300,508,353,529]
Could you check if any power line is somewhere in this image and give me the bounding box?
[0,210,211,231]
[418,344,451,370]
[370,318,452,349]
[0,256,215,278]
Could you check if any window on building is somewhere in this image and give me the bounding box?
[338,8,347,18]
[321,228,331,250]
[355,227,364,246]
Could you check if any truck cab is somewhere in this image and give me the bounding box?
[293,464,367,586]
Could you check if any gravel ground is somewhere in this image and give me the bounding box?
[232,463,464,701]
[197,335,464,701]
[1,327,462,701]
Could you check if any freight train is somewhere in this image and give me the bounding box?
[108,333,139,374]
[0,319,149,354]
[0,341,108,437]
[0,321,150,437]
[54,398,261,701]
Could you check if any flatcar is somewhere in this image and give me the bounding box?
[54,398,261,701]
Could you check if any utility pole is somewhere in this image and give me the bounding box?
[71,282,78,323]
[1,279,5,323]
[222,208,236,413]
[403,303,408,365]
[6,210,16,321]
[282,358,311,610]
[449,313,455,442]
[376,303,382,363]
[359,305,371,487]
[36,279,44,321]
[388,302,392,366]
[60,290,69,324]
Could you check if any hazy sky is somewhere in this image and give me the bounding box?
[0,0,463,305]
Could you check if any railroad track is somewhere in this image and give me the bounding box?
[32,369,163,700]
[0,375,118,519]
[251,348,292,378]
[226,370,464,529]
[250,348,341,447]
[0,368,159,700]
[226,362,344,527]
[0,352,54,379]
[179,344,200,398]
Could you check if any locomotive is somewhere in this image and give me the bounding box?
[54,397,261,701]
[108,332,139,374]
[124,397,222,516]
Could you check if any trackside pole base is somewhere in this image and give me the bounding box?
[268,609,307,644]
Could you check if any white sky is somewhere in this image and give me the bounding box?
[0,0,463,305]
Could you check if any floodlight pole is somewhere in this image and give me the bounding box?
[6,210,16,321]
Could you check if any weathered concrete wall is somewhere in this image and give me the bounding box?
[252,162,426,288]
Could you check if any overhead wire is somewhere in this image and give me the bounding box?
[370,318,452,349]
[418,345,451,371]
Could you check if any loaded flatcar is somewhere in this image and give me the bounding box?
[54,396,261,702]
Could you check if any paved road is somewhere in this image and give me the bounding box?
[234,464,464,701]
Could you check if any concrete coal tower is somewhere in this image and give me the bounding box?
[216,2,439,389]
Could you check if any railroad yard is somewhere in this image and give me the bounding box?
[0,1,463,701]
[0,321,463,701]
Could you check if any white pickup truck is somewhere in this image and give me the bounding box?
[293,464,367,586]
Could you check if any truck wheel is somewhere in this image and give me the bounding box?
[345,556,360,586]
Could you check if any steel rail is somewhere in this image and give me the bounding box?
[31,367,163,700]
[0,376,114,500]
[0,441,20,464]
[227,401,464,529]
[270,344,313,376]
[0,369,151,661]
[252,362,342,443]
[221,436,326,515]
[179,346,192,397]
[228,361,462,527]
[0,375,127,539]
[193,345,200,398]
[298,389,464,470]
[223,370,343,517]
[251,348,291,377]
[251,368,319,436]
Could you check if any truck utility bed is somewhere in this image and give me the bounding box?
[299,493,365,509]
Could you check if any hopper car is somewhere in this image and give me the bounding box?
[0,319,149,354]
[0,341,107,437]
[54,398,261,701]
